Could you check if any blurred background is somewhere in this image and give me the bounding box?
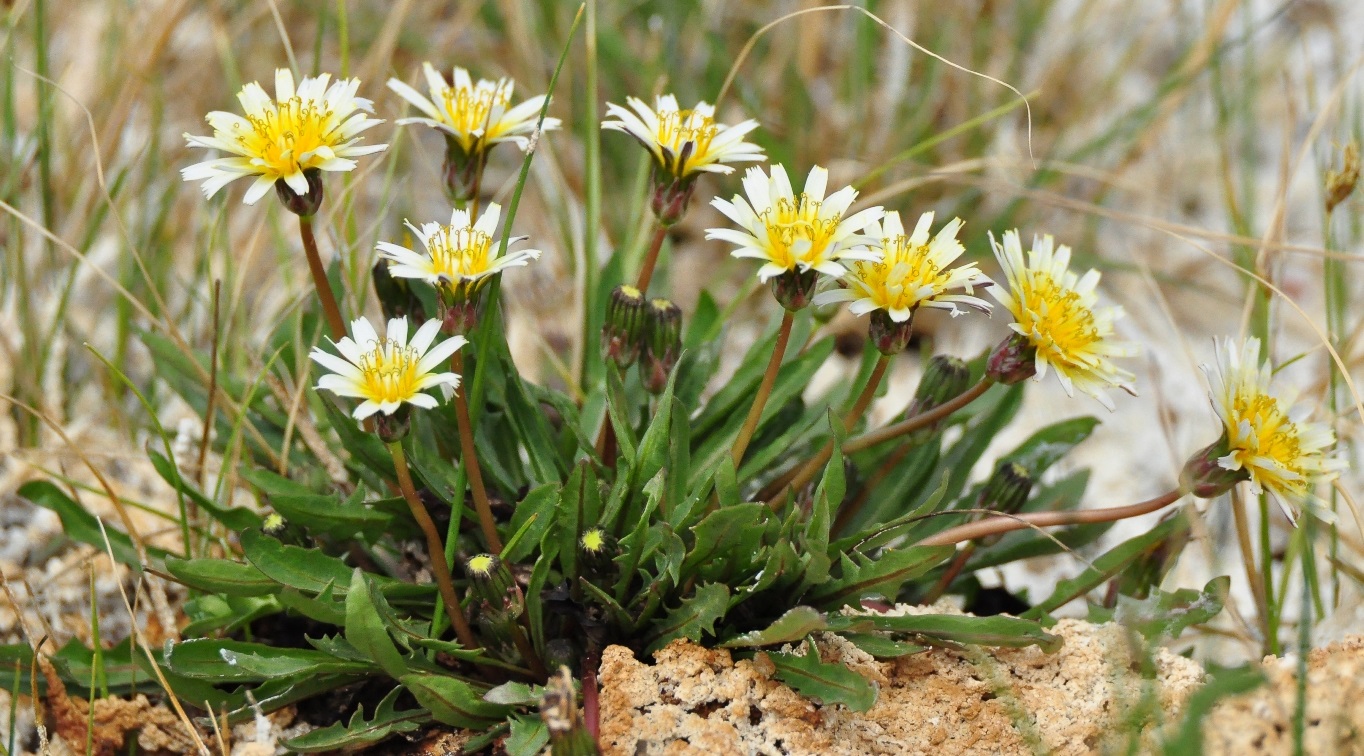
[1,0,1361,676]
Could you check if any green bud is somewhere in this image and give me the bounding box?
[579,527,618,582]
[464,553,516,608]
[911,355,972,414]
[869,310,915,356]
[986,332,1038,385]
[980,461,1032,516]
[1179,434,1251,499]
[261,513,311,547]
[274,168,324,217]
[639,298,682,394]
[769,268,818,312]
[602,285,649,368]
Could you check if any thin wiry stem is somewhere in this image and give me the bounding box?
[388,440,481,651]
[732,310,795,467]
[843,377,995,455]
[635,223,668,294]
[298,216,347,340]
[453,350,503,554]
[915,488,1185,547]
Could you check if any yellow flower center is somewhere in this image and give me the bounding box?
[428,226,496,290]
[235,97,337,176]
[1018,272,1100,364]
[655,109,718,174]
[852,236,949,310]
[439,82,512,149]
[357,339,423,404]
[1230,391,1305,487]
[760,194,839,270]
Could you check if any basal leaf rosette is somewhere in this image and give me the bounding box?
[986,230,1137,410]
[182,69,387,210]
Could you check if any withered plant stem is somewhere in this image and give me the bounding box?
[766,354,891,508]
[452,350,504,554]
[635,223,669,294]
[298,216,347,340]
[732,310,795,467]
[915,488,1185,547]
[386,440,481,652]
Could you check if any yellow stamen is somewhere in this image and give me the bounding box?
[357,339,424,404]
[235,97,336,176]
[760,194,838,269]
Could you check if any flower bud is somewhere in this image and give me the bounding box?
[372,261,427,323]
[1179,434,1250,499]
[274,168,324,217]
[986,332,1038,385]
[1326,141,1359,214]
[374,405,412,444]
[602,285,648,368]
[580,527,618,583]
[769,268,818,312]
[640,298,682,394]
[438,294,484,336]
[465,553,516,609]
[981,461,1032,516]
[869,310,915,356]
[909,355,972,417]
[261,512,312,547]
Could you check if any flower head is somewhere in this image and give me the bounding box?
[603,95,764,180]
[376,203,539,333]
[987,230,1137,409]
[1200,336,1342,515]
[387,64,559,156]
[182,69,386,205]
[813,211,991,322]
[707,165,884,283]
[310,316,465,421]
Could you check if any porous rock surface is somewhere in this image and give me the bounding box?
[598,616,1205,756]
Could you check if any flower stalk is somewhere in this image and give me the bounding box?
[732,310,795,467]
[452,350,503,554]
[842,377,995,455]
[298,216,348,340]
[387,440,480,651]
[914,488,1185,547]
[636,223,669,295]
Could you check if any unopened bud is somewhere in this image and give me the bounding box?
[910,355,972,416]
[1326,141,1359,214]
[981,461,1032,516]
[986,332,1038,385]
[262,512,311,547]
[274,168,324,217]
[602,285,648,368]
[465,553,516,608]
[770,268,818,312]
[580,527,618,582]
[869,310,915,356]
[439,294,483,336]
[372,262,427,323]
[640,298,682,394]
[1179,435,1250,499]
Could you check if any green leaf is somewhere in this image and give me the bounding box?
[284,687,427,753]
[648,583,729,652]
[503,484,559,564]
[604,366,639,463]
[317,394,395,481]
[680,503,769,581]
[20,480,168,567]
[768,640,876,712]
[720,606,828,648]
[841,634,925,659]
[148,450,263,530]
[1024,510,1190,619]
[484,681,542,706]
[167,639,374,682]
[505,714,550,756]
[497,343,567,485]
[182,594,281,636]
[807,545,954,609]
[1000,416,1100,477]
[1096,577,1229,643]
[400,673,508,729]
[270,489,393,542]
[835,613,1061,652]
[239,529,432,603]
[165,556,275,596]
[345,569,408,679]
